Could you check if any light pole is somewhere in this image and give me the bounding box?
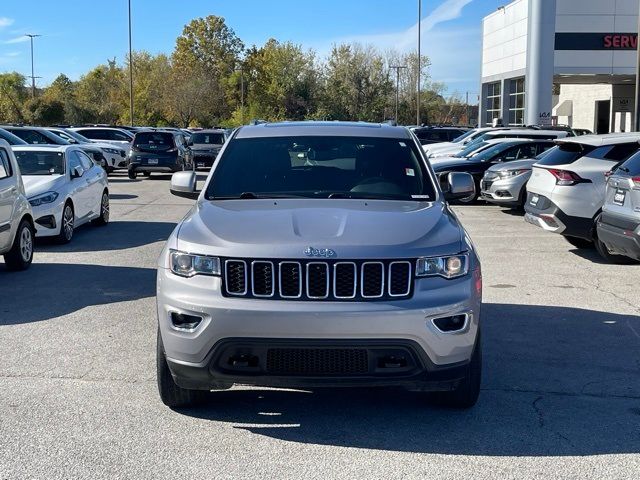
[390,65,407,123]
[417,0,422,126]
[635,3,640,130]
[128,0,134,126]
[25,34,41,98]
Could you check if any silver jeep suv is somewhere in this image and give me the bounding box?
[157,122,482,408]
[0,139,34,271]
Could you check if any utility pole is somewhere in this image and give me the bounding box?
[25,34,41,98]
[466,91,470,126]
[416,0,422,126]
[128,0,134,126]
[390,65,407,123]
[635,3,640,130]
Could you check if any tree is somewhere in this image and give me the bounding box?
[243,39,319,122]
[171,16,244,124]
[75,60,127,124]
[322,44,393,122]
[0,72,28,123]
[23,97,65,125]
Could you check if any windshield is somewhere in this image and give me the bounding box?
[15,151,65,175]
[206,136,436,201]
[472,143,515,162]
[455,141,491,158]
[133,132,175,151]
[0,128,28,145]
[452,130,476,143]
[57,129,90,143]
[191,132,225,145]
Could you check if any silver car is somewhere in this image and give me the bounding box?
[157,122,482,409]
[0,140,34,271]
[596,150,640,264]
[481,150,554,209]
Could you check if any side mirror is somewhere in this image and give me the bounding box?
[444,172,475,201]
[70,166,83,179]
[170,171,199,199]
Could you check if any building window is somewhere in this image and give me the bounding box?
[508,78,525,126]
[485,82,501,125]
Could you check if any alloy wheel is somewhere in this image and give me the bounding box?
[63,205,74,241]
[19,225,33,262]
[101,193,110,222]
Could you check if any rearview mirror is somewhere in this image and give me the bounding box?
[170,171,199,199]
[444,172,475,201]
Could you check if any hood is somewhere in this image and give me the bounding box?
[428,146,464,158]
[176,199,463,259]
[486,158,537,172]
[89,142,125,152]
[430,157,479,172]
[424,142,455,154]
[22,175,66,198]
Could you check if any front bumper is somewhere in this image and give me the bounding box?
[524,193,594,239]
[597,213,640,261]
[481,175,527,207]
[157,266,481,390]
[31,202,63,237]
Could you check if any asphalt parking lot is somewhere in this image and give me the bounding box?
[1,172,639,479]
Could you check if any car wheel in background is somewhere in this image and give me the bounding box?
[594,235,638,265]
[143,172,151,177]
[128,169,137,180]
[55,202,75,244]
[3,219,34,271]
[564,235,593,249]
[92,190,110,226]
[156,328,207,408]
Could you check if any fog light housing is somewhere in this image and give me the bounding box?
[170,312,202,331]
[432,314,469,333]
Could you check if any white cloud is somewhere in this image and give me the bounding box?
[5,35,29,44]
[0,17,14,28]
[6,51,20,57]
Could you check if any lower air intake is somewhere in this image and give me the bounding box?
[266,348,369,375]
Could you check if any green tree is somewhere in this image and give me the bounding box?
[243,39,318,122]
[322,44,393,122]
[171,15,244,124]
[75,59,127,124]
[0,72,28,123]
[24,97,65,125]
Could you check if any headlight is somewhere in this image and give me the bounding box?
[103,147,119,154]
[28,191,59,207]
[170,249,221,277]
[498,169,530,179]
[416,254,469,279]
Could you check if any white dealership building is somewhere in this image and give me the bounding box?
[480,0,640,133]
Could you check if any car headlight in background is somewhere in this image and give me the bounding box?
[416,254,469,279]
[28,191,59,207]
[103,147,120,155]
[170,249,221,277]
[497,169,530,179]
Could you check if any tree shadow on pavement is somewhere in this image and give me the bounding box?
[0,263,156,325]
[176,303,640,457]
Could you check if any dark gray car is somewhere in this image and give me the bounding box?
[188,129,227,169]
[596,150,640,263]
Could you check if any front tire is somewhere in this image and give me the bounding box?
[55,202,74,244]
[3,219,34,271]
[128,169,137,180]
[157,329,207,408]
[92,190,109,226]
[428,331,481,409]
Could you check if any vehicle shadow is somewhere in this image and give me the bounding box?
[176,303,640,457]
[36,221,176,252]
[109,194,138,200]
[0,263,155,325]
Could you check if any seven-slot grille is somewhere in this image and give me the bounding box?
[223,259,413,301]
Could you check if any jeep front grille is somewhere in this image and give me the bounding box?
[222,258,413,301]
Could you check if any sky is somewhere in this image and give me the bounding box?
[0,0,506,103]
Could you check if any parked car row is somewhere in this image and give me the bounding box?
[0,140,110,270]
[421,125,639,265]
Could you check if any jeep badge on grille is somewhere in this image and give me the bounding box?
[304,247,336,258]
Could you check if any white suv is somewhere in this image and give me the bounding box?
[0,140,34,271]
[524,133,640,248]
